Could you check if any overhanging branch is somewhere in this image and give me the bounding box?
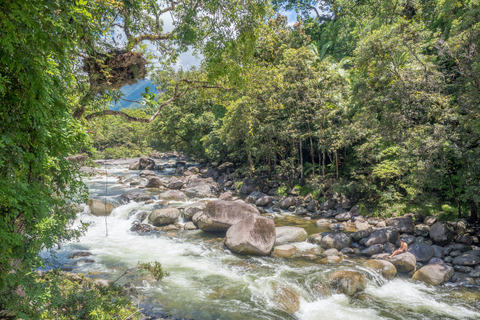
[84,80,233,123]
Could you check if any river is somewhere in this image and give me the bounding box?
[41,159,480,319]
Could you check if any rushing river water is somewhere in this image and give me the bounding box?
[41,160,480,320]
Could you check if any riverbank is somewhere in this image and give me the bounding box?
[48,154,480,319]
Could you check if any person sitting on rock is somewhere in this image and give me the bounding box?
[389,239,408,259]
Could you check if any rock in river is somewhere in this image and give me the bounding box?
[224,215,276,256]
[158,190,188,202]
[88,199,114,216]
[275,226,308,245]
[364,259,397,280]
[196,200,260,232]
[389,252,417,273]
[412,263,454,285]
[148,208,180,226]
[120,190,152,203]
[327,271,367,296]
[320,233,352,250]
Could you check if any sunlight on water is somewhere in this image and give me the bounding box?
[39,162,480,320]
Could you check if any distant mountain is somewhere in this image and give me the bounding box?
[110,79,159,110]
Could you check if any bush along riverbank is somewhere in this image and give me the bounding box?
[78,153,480,292]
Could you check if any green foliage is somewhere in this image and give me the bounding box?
[275,185,289,196]
[38,272,140,320]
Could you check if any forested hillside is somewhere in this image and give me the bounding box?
[91,0,480,221]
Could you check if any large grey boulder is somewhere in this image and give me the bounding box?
[364,259,397,280]
[412,263,454,285]
[429,222,455,246]
[184,202,206,220]
[280,197,297,209]
[327,271,367,296]
[88,199,114,216]
[139,170,156,177]
[120,190,152,203]
[386,216,414,234]
[196,200,260,231]
[167,178,184,190]
[145,177,164,188]
[128,161,140,170]
[389,252,417,273]
[365,227,399,247]
[275,226,308,245]
[320,233,352,250]
[183,176,221,198]
[245,191,266,204]
[224,215,276,256]
[452,254,480,266]
[148,208,180,226]
[351,228,373,242]
[408,243,435,263]
[158,190,188,202]
[256,196,275,206]
[139,156,155,170]
[218,191,233,201]
[362,244,384,256]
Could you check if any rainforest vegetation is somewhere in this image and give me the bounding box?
[1,0,480,318]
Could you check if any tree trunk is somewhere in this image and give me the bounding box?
[299,140,304,180]
[335,149,339,180]
[470,199,478,223]
[446,166,462,218]
[309,136,315,178]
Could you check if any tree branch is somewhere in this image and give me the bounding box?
[84,80,232,122]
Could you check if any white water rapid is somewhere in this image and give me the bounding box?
[40,160,480,320]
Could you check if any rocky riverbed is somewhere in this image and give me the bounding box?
[43,153,480,319]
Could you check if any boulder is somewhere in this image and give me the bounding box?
[327,271,367,296]
[239,182,256,195]
[275,226,308,245]
[389,252,417,273]
[139,170,156,177]
[167,179,184,190]
[120,191,152,203]
[148,208,181,226]
[184,167,200,176]
[139,156,155,170]
[272,245,297,258]
[320,233,352,250]
[130,221,154,232]
[355,220,370,231]
[196,200,260,231]
[386,216,414,234]
[218,191,233,201]
[307,200,318,212]
[128,161,140,170]
[412,263,454,285]
[145,177,164,188]
[424,216,437,226]
[245,191,266,204]
[224,215,276,256]
[184,202,206,220]
[452,254,480,266]
[256,196,275,206]
[408,243,435,263]
[335,212,352,222]
[280,197,297,209]
[361,244,384,256]
[364,259,397,280]
[308,233,323,245]
[184,221,197,230]
[429,222,455,246]
[158,190,188,202]
[351,228,373,242]
[88,199,114,216]
[414,224,430,237]
[316,219,332,228]
[365,227,399,247]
